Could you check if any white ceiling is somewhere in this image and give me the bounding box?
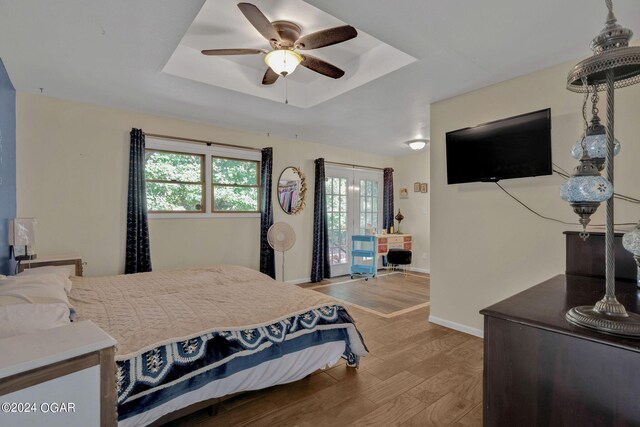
[0,0,638,156]
[164,0,416,108]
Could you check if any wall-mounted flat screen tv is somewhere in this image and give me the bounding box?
[446,108,552,184]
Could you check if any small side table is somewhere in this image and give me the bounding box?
[17,254,83,276]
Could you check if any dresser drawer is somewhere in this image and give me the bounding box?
[387,236,404,245]
[404,243,412,250]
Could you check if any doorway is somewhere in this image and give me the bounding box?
[325,165,383,277]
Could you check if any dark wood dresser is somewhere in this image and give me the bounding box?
[481,233,640,426]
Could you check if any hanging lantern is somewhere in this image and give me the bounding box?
[560,153,613,236]
[571,95,621,170]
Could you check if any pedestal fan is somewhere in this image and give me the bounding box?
[267,222,296,281]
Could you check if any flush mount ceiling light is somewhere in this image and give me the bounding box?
[264,50,302,77]
[406,139,429,150]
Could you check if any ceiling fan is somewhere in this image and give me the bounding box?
[201,2,358,85]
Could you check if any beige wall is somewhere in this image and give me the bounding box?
[430,60,640,334]
[16,93,401,279]
[394,150,430,272]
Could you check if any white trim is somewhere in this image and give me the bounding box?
[428,316,484,339]
[285,277,311,285]
[146,138,261,161]
[149,212,261,220]
[410,267,430,274]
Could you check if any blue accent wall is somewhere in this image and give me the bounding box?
[0,59,16,275]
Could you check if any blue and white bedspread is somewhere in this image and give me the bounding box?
[69,266,368,425]
[115,304,366,421]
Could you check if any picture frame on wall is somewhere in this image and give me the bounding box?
[400,188,409,199]
[414,182,421,192]
[420,183,428,193]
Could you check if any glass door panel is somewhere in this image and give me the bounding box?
[326,173,350,276]
[358,178,380,235]
[325,166,382,278]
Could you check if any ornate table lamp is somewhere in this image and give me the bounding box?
[395,209,404,234]
[563,0,640,337]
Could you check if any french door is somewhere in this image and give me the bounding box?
[325,166,383,277]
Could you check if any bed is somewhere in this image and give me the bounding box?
[68,265,368,426]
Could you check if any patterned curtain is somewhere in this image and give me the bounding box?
[383,167,394,232]
[382,167,394,267]
[259,147,275,279]
[310,158,330,282]
[125,129,152,274]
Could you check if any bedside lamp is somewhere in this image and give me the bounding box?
[9,218,37,261]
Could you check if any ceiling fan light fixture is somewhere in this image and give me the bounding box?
[264,50,302,77]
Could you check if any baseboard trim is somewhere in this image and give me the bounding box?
[285,277,311,285]
[410,267,430,274]
[429,315,484,339]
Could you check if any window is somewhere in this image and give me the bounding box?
[212,157,260,212]
[144,138,261,217]
[145,150,205,213]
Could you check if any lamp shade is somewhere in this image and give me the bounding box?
[407,140,428,150]
[571,134,621,163]
[560,175,613,203]
[8,218,37,246]
[264,50,302,77]
[623,223,640,256]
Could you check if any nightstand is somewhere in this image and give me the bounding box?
[0,321,117,426]
[17,254,84,276]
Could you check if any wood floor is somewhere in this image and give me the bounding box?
[306,272,430,316]
[170,280,483,427]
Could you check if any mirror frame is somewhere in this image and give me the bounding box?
[277,166,307,215]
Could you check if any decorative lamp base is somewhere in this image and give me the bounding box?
[566,305,640,337]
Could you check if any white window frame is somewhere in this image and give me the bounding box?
[146,138,261,219]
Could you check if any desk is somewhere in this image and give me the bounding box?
[375,234,412,255]
[372,234,411,270]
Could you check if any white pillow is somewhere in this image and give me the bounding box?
[17,269,73,294]
[0,302,70,338]
[0,277,75,318]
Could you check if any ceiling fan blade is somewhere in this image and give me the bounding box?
[201,48,266,56]
[295,25,357,50]
[262,67,280,85]
[300,54,345,79]
[237,3,281,43]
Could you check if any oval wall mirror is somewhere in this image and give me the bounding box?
[277,166,306,215]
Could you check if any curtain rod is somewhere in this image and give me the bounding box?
[144,132,263,153]
[325,161,385,171]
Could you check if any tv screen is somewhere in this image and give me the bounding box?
[446,109,552,184]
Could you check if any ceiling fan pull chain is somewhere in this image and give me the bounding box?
[285,77,289,105]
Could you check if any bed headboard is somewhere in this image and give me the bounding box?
[565,231,636,282]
